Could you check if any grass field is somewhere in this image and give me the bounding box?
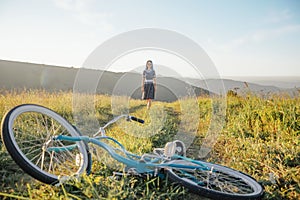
[0,89,299,199]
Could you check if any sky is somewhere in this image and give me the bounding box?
[0,0,300,78]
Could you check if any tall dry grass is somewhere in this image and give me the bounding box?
[0,89,299,199]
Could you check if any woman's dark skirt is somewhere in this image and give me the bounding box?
[143,83,155,99]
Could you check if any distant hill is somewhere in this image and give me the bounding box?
[185,78,281,95]
[1,60,298,100]
[0,60,209,102]
[185,77,299,97]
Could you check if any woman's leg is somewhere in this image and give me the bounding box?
[147,99,152,109]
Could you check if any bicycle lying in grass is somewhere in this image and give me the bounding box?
[1,104,263,199]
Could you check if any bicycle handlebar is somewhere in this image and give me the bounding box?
[94,114,144,137]
[129,116,144,124]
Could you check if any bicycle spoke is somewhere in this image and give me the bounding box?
[196,169,254,194]
[3,105,88,184]
[172,165,255,196]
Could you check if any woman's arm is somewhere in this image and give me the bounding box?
[141,77,145,92]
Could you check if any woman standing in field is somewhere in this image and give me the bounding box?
[141,60,156,109]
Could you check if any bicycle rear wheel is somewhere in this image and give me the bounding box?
[1,104,88,185]
[165,159,263,200]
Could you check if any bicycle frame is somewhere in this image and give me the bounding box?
[47,134,211,175]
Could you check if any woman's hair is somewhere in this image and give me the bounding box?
[145,60,153,70]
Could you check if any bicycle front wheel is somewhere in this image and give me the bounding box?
[166,159,263,200]
[1,104,88,185]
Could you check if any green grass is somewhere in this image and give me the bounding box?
[0,89,299,199]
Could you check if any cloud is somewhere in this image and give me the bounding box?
[53,0,113,31]
[251,24,300,42]
[217,24,300,52]
[214,9,299,52]
[263,9,293,24]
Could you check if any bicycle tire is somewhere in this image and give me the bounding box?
[1,104,89,185]
[165,159,263,200]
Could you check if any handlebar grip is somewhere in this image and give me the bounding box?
[130,116,144,124]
